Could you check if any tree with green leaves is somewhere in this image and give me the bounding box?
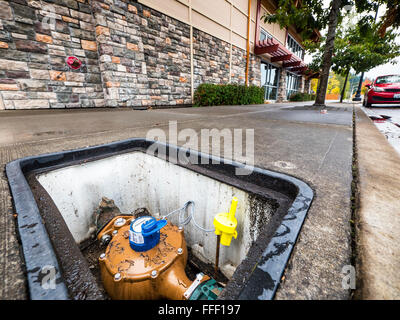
[264,0,400,107]
[307,21,400,102]
[355,0,400,37]
[264,0,351,106]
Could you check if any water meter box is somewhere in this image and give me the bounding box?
[6,139,314,300]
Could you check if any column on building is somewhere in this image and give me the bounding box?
[304,78,311,94]
[276,67,287,102]
[248,54,262,86]
[298,76,305,93]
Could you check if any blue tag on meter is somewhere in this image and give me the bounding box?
[129,216,167,252]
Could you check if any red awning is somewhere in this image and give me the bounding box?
[255,39,308,74]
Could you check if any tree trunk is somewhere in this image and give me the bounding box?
[340,68,350,103]
[378,5,396,37]
[314,0,342,107]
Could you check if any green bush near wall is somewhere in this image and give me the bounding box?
[289,92,316,102]
[193,83,265,107]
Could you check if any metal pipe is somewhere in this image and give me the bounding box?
[215,235,221,276]
[254,0,261,46]
[245,0,252,86]
[189,0,194,102]
[340,67,350,103]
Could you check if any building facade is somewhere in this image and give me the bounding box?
[0,0,318,110]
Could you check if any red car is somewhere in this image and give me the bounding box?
[363,75,400,107]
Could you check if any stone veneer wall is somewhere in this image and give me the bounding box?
[192,28,230,88]
[298,75,305,93]
[248,53,261,86]
[304,78,311,94]
[230,45,261,87]
[0,0,262,110]
[0,0,103,110]
[276,67,287,103]
[92,0,192,107]
[230,45,245,85]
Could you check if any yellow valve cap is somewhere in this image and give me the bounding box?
[213,197,238,247]
[220,230,237,247]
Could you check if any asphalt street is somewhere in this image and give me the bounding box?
[362,105,400,155]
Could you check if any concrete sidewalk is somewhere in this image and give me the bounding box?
[0,102,355,299]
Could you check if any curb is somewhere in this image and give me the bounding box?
[354,106,400,299]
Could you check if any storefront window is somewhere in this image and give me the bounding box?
[287,34,304,60]
[261,62,280,101]
[287,72,301,99]
[260,28,273,41]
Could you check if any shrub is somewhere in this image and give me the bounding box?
[194,83,265,107]
[289,92,316,102]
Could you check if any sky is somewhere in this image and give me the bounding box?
[305,1,400,80]
[364,54,400,80]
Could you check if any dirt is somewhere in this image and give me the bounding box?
[95,197,121,231]
[81,240,110,299]
[186,249,229,285]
